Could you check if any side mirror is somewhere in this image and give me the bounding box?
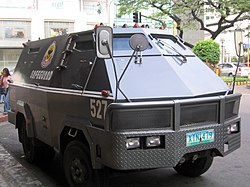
[129,33,149,52]
[95,26,113,58]
[234,29,244,57]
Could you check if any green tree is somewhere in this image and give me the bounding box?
[193,39,220,65]
[117,0,250,41]
[176,0,250,40]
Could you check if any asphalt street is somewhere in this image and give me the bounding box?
[0,85,250,187]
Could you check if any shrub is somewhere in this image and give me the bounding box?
[193,39,220,65]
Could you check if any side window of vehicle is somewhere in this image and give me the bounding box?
[74,40,94,51]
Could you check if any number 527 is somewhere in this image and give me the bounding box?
[90,99,108,120]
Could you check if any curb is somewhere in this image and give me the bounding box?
[0,115,8,122]
[226,81,248,86]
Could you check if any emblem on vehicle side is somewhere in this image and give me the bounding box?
[41,41,56,68]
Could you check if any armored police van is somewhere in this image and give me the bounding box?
[8,26,241,187]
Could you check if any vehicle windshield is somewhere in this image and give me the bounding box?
[113,36,152,51]
[151,34,193,56]
[155,38,187,63]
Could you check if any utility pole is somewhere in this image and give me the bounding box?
[220,38,225,63]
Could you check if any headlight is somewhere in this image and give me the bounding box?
[227,123,239,134]
[146,136,161,148]
[126,138,140,149]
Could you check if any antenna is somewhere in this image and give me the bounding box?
[232,28,244,93]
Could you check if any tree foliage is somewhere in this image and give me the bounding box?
[192,39,220,65]
[176,0,250,39]
[117,0,250,40]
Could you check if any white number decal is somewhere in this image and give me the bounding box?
[90,99,96,118]
[90,99,108,119]
[96,100,102,119]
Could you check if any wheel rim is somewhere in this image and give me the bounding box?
[70,158,88,185]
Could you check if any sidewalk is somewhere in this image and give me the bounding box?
[0,104,44,186]
[0,144,43,187]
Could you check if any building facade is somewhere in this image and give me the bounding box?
[0,0,112,71]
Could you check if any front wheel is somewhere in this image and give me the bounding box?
[174,156,213,177]
[63,141,109,187]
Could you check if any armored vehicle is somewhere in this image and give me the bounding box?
[8,26,241,186]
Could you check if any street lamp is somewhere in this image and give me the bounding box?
[220,38,225,63]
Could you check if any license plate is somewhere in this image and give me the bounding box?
[186,129,214,147]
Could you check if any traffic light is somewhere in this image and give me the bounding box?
[133,12,141,23]
[133,12,138,23]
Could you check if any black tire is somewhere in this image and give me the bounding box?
[20,121,38,163]
[19,120,55,163]
[228,73,233,77]
[174,156,213,177]
[63,141,109,187]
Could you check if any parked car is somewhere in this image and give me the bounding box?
[217,63,249,77]
[242,62,250,68]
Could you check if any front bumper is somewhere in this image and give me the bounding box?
[99,117,240,170]
[90,94,241,170]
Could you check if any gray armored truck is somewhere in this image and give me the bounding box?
[8,26,241,186]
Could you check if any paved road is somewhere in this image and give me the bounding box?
[0,85,250,187]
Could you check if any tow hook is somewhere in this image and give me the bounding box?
[192,154,199,163]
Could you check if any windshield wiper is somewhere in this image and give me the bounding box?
[156,38,187,63]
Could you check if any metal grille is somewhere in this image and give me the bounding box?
[111,108,172,130]
[180,103,219,126]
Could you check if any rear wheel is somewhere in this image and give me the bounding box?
[63,141,109,187]
[19,120,55,163]
[20,121,38,163]
[174,156,213,177]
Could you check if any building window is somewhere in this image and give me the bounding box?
[0,20,31,40]
[0,48,22,71]
[82,0,107,15]
[0,0,37,9]
[44,21,74,38]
